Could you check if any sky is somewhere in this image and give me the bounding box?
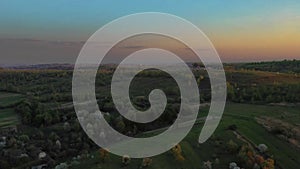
[1,0,300,65]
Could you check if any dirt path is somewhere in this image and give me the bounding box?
[232,130,256,151]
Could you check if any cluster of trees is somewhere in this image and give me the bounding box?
[15,100,60,127]
[1,64,297,168]
[227,140,239,153]
[0,70,74,102]
[237,144,274,169]
[1,61,299,105]
[222,135,275,169]
[98,95,181,134]
[235,59,300,74]
[227,83,300,103]
[0,118,97,169]
[98,148,153,168]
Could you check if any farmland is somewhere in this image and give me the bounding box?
[0,108,19,128]
[0,92,23,128]
[0,61,299,169]
[0,91,24,108]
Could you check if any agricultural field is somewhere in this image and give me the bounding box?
[0,91,24,108]
[0,108,20,128]
[0,92,23,128]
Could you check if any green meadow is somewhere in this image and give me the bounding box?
[70,103,300,169]
[0,92,23,128]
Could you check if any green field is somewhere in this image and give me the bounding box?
[0,108,20,128]
[0,64,299,169]
[69,103,300,169]
[221,104,300,169]
[0,92,23,127]
[0,91,24,108]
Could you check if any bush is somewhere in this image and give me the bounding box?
[228,124,237,131]
[227,140,239,153]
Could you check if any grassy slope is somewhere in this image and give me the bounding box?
[0,91,24,108]
[0,108,20,128]
[222,104,300,169]
[0,92,23,127]
[70,103,300,169]
[226,69,300,85]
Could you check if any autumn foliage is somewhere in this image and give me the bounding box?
[171,144,185,162]
[238,144,275,169]
[141,158,153,168]
[99,148,109,162]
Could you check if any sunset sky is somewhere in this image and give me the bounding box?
[1,0,300,64]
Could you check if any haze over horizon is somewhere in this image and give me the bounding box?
[1,0,300,65]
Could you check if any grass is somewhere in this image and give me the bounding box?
[0,108,20,128]
[69,103,300,169]
[0,92,23,127]
[226,69,300,85]
[221,103,300,169]
[0,91,24,108]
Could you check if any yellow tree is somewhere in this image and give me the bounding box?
[99,148,109,162]
[141,158,152,168]
[172,144,185,161]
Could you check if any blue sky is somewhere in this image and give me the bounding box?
[1,0,299,41]
[1,0,300,64]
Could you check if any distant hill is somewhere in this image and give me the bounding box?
[3,60,300,73]
[234,60,300,74]
[6,64,74,70]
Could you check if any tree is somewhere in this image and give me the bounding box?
[122,155,131,166]
[55,163,68,169]
[253,163,260,169]
[103,113,111,124]
[99,148,109,162]
[255,156,274,169]
[228,124,237,131]
[115,116,126,133]
[44,112,53,125]
[227,140,238,153]
[55,140,62,150]
[229,162,238,169]
[255,155,265,165]
[49,132,59,142]
[263,158,275,169]
[257,144,268,153]
[215,158,220,165]
[266,95,274,103]
[171,144,185,161]
[6,137,17,148]
[0,160,10,169]
[15,102,32,124]
[227,82,236,101]
[141,158,152,168]
[34,114,44,127]
[22,111,32,124]
[203,161,212,169]
[19,134,29,143]
[63,122,71,131]
[197,75,205,85]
